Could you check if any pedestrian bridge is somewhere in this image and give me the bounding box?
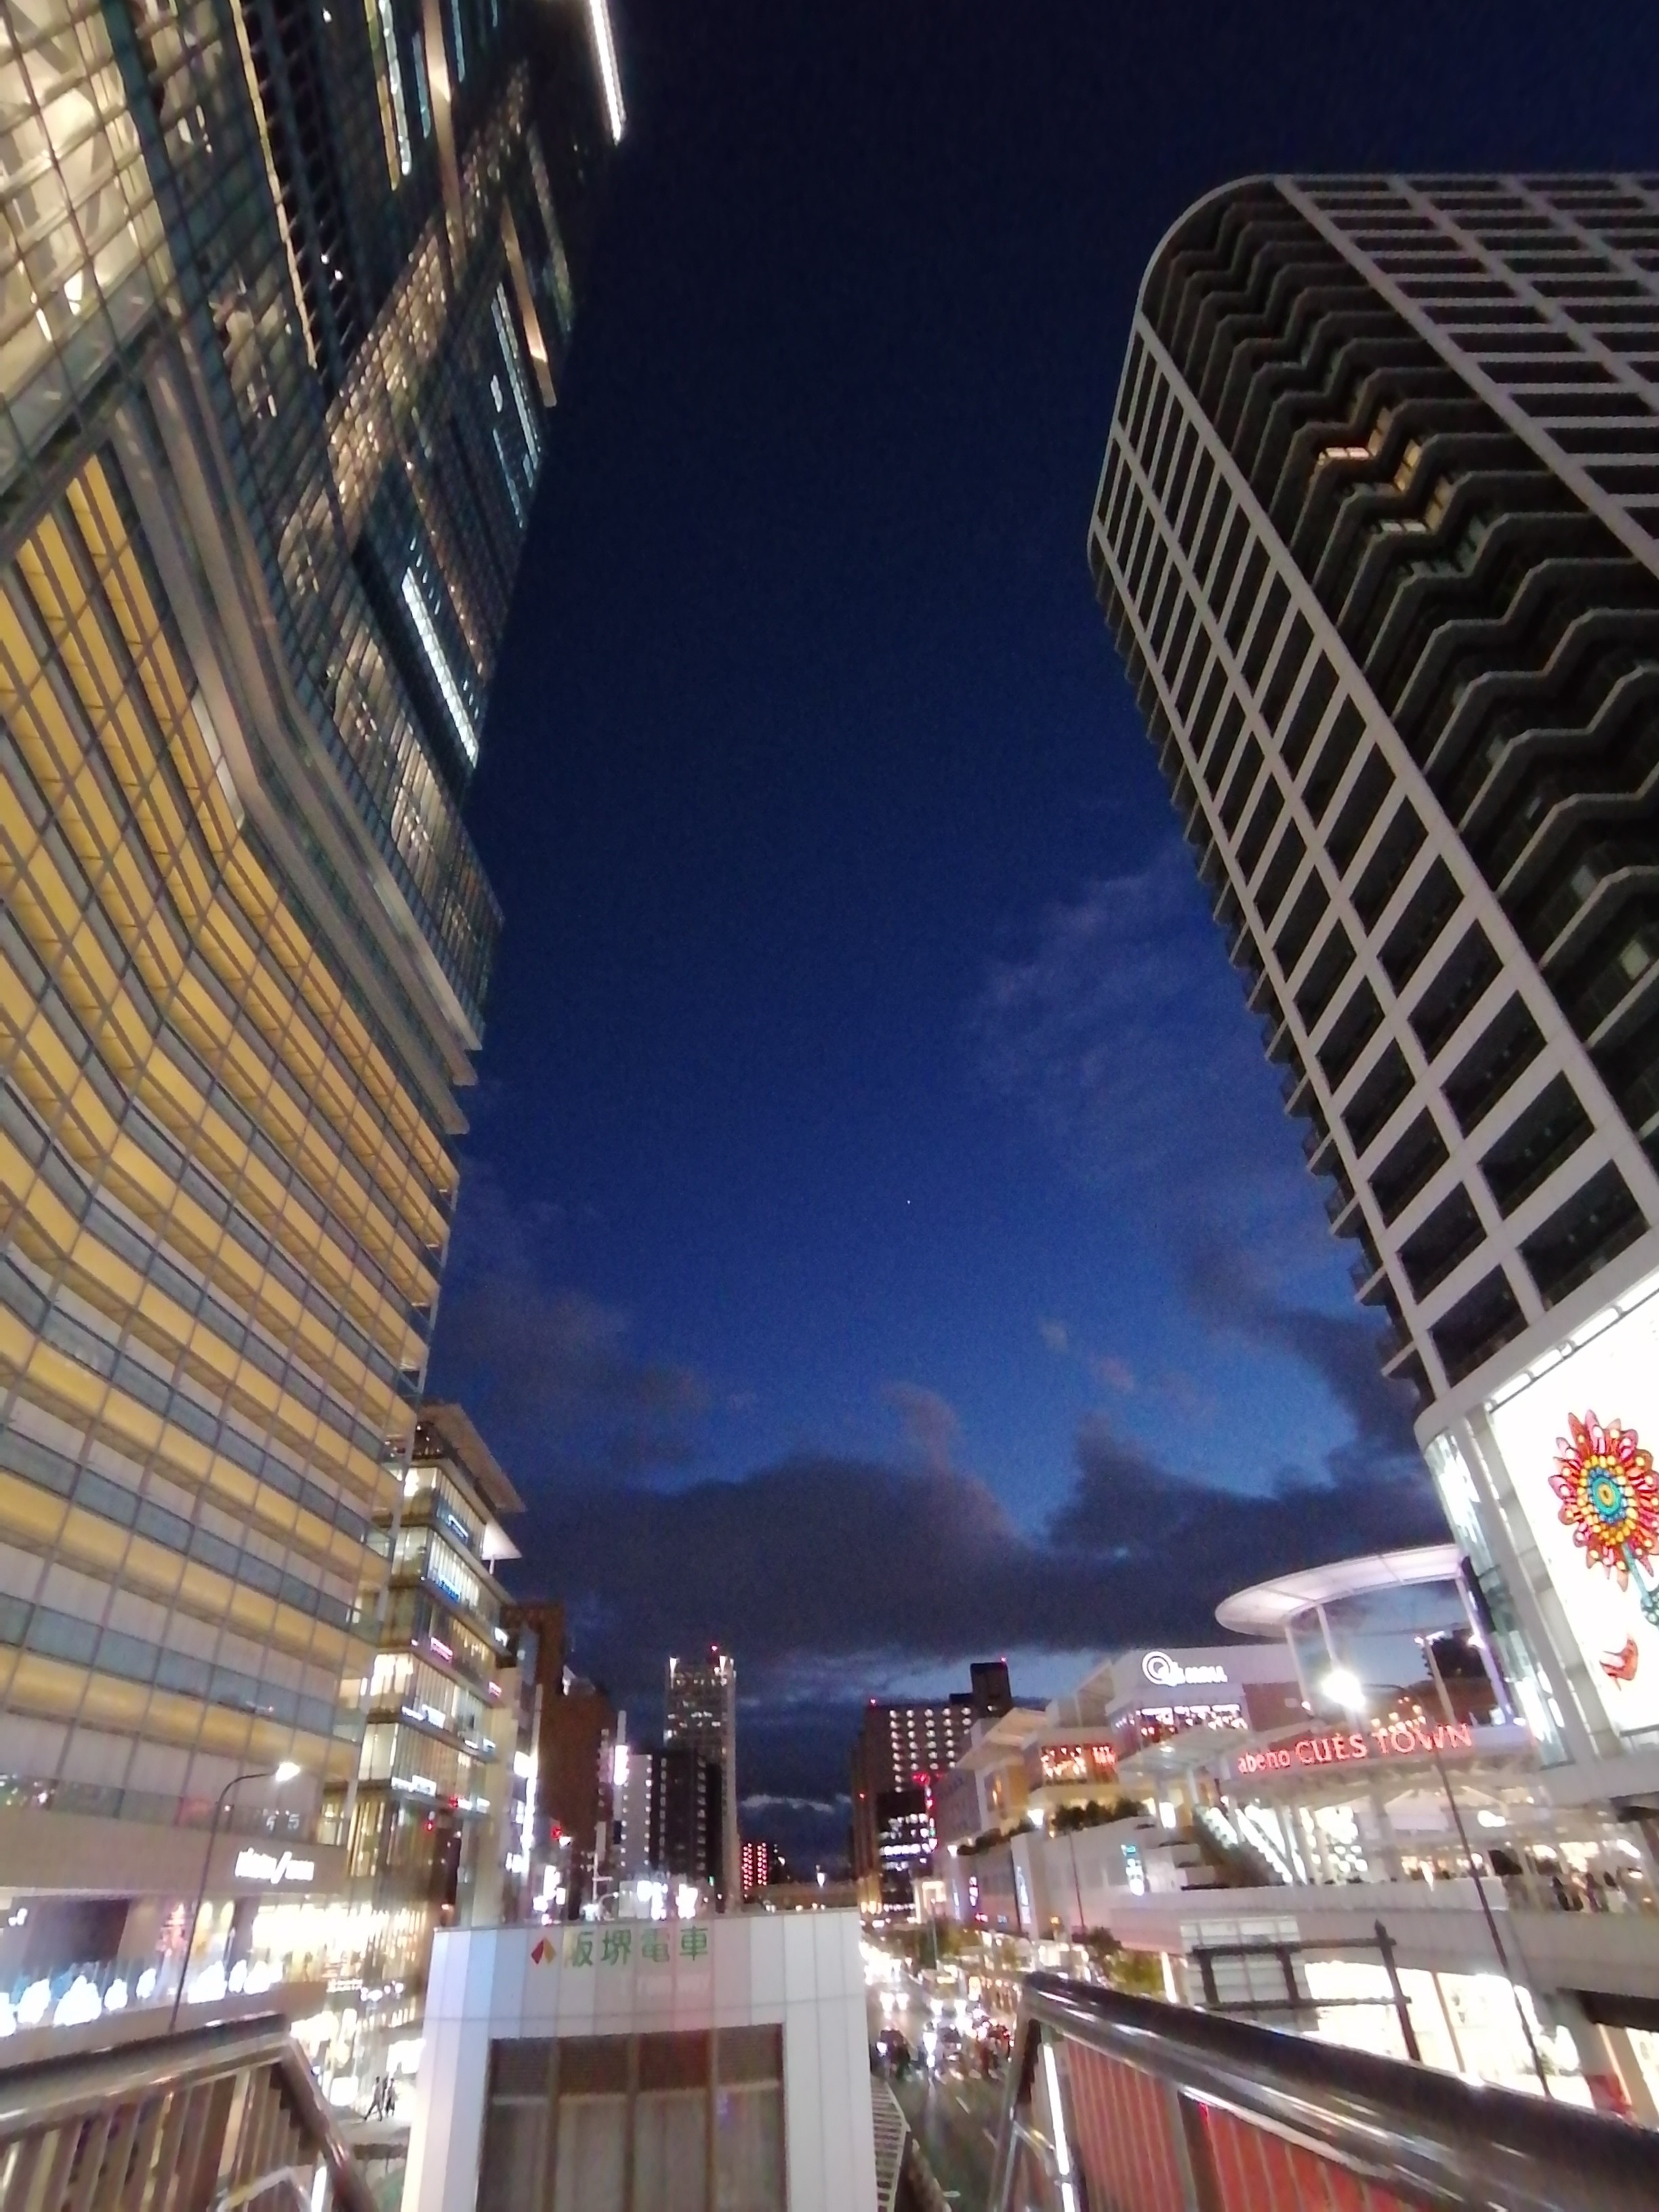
[990,1972,1652,2211]
[0,1973,1650,2212]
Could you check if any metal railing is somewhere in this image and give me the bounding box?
[0,2016,379,2212]
[989,1973,1656,2212]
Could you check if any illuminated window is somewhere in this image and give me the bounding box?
[584,0,626,141]
[401,569,479,764]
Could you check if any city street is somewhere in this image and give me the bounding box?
[893,2070,1006,2210]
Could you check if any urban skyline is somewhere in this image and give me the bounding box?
[423,0,1659,1860]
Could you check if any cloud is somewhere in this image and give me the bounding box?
[741,1793,851,1816]
[1038,1316,1070,1354]
[973,843,1325,1269]
[1089,1353,1136,1395]
[882,1381,962,1472]
[516,1419,1446,1707]
[1186,1245,1420,1487]
[429,1162,708,1486]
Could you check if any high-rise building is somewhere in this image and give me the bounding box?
[848,1662,1012,1910]
[1090,175,1659,1818]
[648,1743,724,1896]
[739,1836,785,1900]
[0,0,617,2032]
[333,1400,531,2083]
[664,1647,738,1904]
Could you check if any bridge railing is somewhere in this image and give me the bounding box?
[0,2015,379,2212]
[989,1971,1654,2212]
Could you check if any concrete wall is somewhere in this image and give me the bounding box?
[405,1912,876,2212]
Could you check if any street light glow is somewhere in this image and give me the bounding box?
[273,1761,302,1784]
[1322,1668,1366,1715]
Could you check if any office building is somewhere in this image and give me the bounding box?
[321,1402,531,2084]
[740,1837,785,1900]
[848,1660,1017,1909]
[0,0,617,2039]
[648,1744,724,1896]
[664,1647,738,1904]
[1090,176,1659,1824]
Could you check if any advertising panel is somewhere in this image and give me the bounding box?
[1486,1281,1659,1738]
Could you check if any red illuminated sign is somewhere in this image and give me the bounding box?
[1233,1719,1474,1780]
[1036,1742,1118,1786]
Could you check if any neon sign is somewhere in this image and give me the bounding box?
[1233,1719,1473,1780]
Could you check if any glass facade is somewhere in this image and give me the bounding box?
[0,0,613,1967]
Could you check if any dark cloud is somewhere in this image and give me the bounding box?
[1185,1244,1421,1488]
[430,1162,707,1484]
[517,1401,1445,1708]
[972,843,1315,1262]
[882,1380,962,1473]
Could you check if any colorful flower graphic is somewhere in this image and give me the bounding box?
[1551,1411,1659,1629]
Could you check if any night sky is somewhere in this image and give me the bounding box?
[429,1,1659,1862]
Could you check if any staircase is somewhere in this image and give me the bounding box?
[1193,1801,1292,1886]
[0,2014,378,2212]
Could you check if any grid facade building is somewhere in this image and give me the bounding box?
[0,0,616,1988]
[1090,175,1659,1799]
[664,1647,739,1906]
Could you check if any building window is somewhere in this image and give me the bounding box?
[478,2028,783,2212]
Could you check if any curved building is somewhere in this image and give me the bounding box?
[1089,178,1659,1816]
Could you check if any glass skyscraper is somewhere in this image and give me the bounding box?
[0,0,616,2020]
[1091,177,1659,1820]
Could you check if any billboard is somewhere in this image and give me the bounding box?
[1486,1282,1659,1738]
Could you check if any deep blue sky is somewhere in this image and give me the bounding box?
[430,0,1659,1860]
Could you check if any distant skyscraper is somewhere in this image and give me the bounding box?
[665,1647,739,1904]
[849,1663,1008,1909]
[648,1744,724,1895]
[1091,176,1659,1804]
[0,0,617,2009]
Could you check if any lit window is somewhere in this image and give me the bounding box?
[584,0,626,140]
[400,569,479,764]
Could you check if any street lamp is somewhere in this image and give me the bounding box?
[1320,1668,1551,2098]
[169,1761,302,2031]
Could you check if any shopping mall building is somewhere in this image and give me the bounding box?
[932,1544,1659,2117]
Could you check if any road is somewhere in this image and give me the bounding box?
[893,2069,1006,2211]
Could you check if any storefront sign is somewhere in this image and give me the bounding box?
[1034,1742,1117,1785]
[234,1847,316,1886]
[1143,1652,1227,1687]
[1232,1720,1473,1780]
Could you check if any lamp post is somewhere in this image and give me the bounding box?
[1322,1668,1550,2099]
[169,1761,301,2031]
